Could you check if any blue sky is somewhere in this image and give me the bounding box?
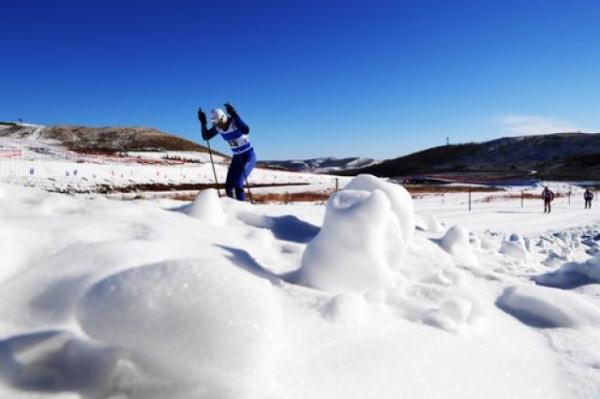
[2,0,599,160]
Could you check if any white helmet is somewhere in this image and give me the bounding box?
[210,108,227,124]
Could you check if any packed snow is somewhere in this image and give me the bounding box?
[1,175,600,398]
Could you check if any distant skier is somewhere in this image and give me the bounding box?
[584,189,594,209]
[542,186,555,213]
[198,103,256,202]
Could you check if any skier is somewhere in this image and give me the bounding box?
[584,189,594,209]
[198,103,256,201]
[542,186,555,213]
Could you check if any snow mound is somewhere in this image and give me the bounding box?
[497,284,600,328]
[296,188,404,293]
[77,259,281,396]
[542,250,568,268]
[534,255,600,288]
[437,225,478,267]
[185,189,225,225]
[345,174,415,245]
[500,234,529,262]
[417,211,444,233]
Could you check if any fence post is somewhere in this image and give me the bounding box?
[521,190,524,208]
[335,178,339,192]
[468,187,472,211]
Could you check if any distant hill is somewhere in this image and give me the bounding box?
[342,133,600,181]
[259,157,378,173]
[0,123,224,156]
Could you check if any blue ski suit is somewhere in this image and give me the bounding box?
[203,115,256,201]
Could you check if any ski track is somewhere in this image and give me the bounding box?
[29,126,43,141]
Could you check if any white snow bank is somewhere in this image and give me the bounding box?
[2,181,597,398]
[77,259,281,397]
[497,284,600,328]
[437,225,478,267]
[185,189,226,225]
[296,189,403,293]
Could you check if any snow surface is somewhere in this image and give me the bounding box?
[1,176,600,398]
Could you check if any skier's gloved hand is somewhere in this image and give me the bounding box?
[224,103,237,118]
[198,108,207,126]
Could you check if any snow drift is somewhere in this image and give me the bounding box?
[497,284,600,328]
[2,176,600,398]
[185,188,226,225]
[345,174,415,244]
[437,225,478,267]
[534,254,600,288]
[296,176,415,293]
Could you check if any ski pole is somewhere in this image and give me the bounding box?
[205,139,222,197]
[243,169,254,204]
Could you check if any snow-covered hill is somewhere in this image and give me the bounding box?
[259,156,379,173]
[0,122,348,194]
[1,177,600,398]
[0,122,218,154]
[347,132,600,180]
